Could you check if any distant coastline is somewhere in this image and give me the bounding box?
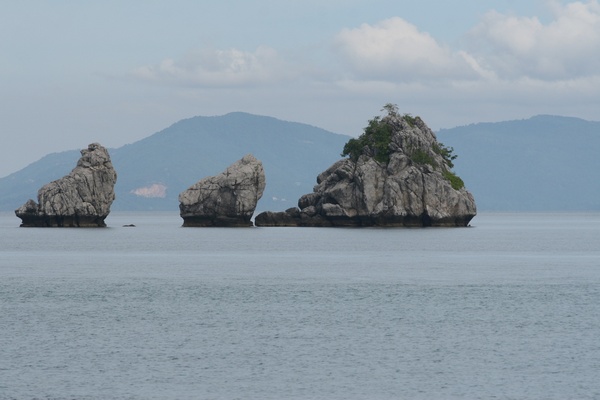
[1,113,599,213]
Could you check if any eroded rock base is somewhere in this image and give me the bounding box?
[255,208,473,227]
[17,214,108,227]
[181,215,253,227]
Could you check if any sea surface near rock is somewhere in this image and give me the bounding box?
[15,143,117,227]
[255,109,476,227]
[179,154,266,227]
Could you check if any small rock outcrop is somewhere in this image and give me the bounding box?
[15,143,117,227]
[255,105,476,227]
[179,154,266,227]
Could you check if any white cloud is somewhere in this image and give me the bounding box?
[333,17,480,82]
[332,2,600,85]
[468,0,600,80]
[122,3,600,133]
[132,46,292,87]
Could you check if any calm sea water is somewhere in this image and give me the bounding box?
[1,212,599,399]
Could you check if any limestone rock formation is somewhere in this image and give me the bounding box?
[255,106,476,227]
[179,154,266,227]
[15,143,117,227]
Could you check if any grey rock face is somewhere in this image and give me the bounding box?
[15,143,117,227]
[255,112,476,227]
[179,154,266,227]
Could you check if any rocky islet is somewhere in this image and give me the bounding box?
[15,143,117,227]
[178,154,266,227]
[13,108,476,228]
[255,106,476,227]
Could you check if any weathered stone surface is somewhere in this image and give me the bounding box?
[15,143,117,227]
[255,110,476,227]
[179,154,266,227]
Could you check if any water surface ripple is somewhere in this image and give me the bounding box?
[1,212,599,399]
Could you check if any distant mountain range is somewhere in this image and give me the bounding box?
[1,112,598,213]
[0,112,349,213]
[437,115,600,211]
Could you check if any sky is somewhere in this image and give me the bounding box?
[1,0,599,177]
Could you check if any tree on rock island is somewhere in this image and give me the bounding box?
[255,104,477,227]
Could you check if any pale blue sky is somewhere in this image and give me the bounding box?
[1,0,598,176]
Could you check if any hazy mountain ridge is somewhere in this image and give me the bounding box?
[0,150,82,212]
[1,113,599,213]
[0,112,350,212]
[437,115,600,211]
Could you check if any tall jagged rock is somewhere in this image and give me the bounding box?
[255,107,476,227]
[179,154,266,227]
[15,143,117,227]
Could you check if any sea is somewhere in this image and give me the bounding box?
[1,211,599,400]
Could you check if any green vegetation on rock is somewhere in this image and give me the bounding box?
[433,143,458,169]
[342,103,465,190]
[341,115,392,163]
[443,170,465,190]
[402,113,418,128]
[409,148,437,168]
[341,103,404,163]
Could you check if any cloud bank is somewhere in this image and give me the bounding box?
[333,17,480,82]
[132,46,292,87]
[468,0,600,80]
[128,1,600,131]
[333,1,600,85]
[133,1,600,90]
